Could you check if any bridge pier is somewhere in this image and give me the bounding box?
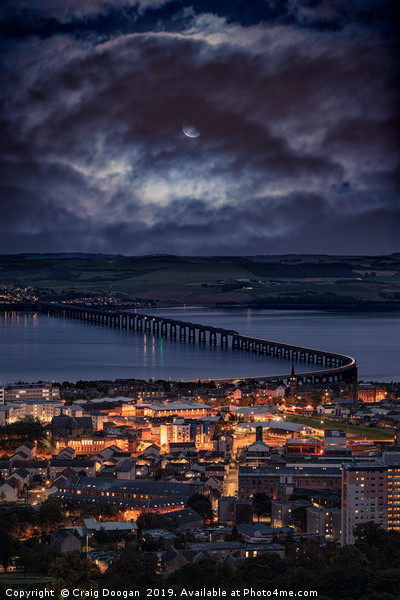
[38,302,357,388]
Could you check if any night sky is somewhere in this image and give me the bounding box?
[1,0,399,256]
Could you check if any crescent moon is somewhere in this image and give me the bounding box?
[183,122,200,138]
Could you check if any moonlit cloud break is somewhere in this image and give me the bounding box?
[1,0,399,255]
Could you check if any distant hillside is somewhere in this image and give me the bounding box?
[1,254,399,309]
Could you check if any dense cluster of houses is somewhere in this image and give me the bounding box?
[1,379,400,560]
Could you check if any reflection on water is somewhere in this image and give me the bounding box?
[0,308,399,383]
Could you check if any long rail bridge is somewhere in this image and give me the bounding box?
[38,302,357,385]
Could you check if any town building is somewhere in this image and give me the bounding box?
[271,499,310,528]
[159,418,213,450]
[324,430,347,450]
[306,506,341,540]
[54,435,136,455]
[239,465,341,500]
[50,476,194,520]
[341,462,388,545]
[218,497,253,525]
[135,402,212,419]
[285,439,323,455]
[212,432,233,454]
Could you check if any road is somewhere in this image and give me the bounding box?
[223,460,239,497]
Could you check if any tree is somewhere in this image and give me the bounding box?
[354,521,400,570]
[226,525,242,541]
[106,543,160,590]
[0,530,19,571]
[252,493,271,522]
[321,546,370,599]
[232,552,284,589]
[49,552,100,593]
[186,494,213,521]
[136,512,174,531]
[154,468,165,480]
[168,558,232,590]
[38,500,65,532]
[17,543,60,575]
[82,502,122,521]
[354,521,387,546]
[289,505,307,532]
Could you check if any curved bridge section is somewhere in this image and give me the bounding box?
[38,302,357,385]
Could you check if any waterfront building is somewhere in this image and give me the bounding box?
[0,382,59,404]
[358,385,388,403]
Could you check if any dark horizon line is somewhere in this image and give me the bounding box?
[1,251,400,259]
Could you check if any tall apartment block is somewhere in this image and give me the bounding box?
[341,463,388,545]
[384,451,400,532]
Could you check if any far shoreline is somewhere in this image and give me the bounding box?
[1,302,400,312]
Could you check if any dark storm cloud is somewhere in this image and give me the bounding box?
[1,0,397,40]
[0,0,399,255]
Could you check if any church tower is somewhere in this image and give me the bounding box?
[289,364,297,395]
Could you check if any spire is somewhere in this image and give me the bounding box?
[289,364,296,394]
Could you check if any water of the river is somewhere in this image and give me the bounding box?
[0,308,399,383]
